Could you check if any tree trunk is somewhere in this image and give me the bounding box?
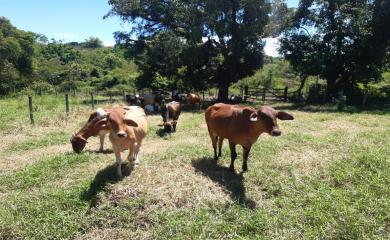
[217,82,229,103]
[296,74,307,100]
[326,77,337,101]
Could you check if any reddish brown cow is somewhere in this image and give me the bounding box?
[161,101,182,133]
[186,93,201,110]
[205,103,293,172]
[95,106,148,179]
[70,109,110,153]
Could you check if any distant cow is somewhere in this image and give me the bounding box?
[186,93,201,110]
[205,103,294,172]
[127,94,143,106]
[172,90,187,103]
[70,110,110,153]
[95,106,148,179]
[229,95,243,104]
[161,101,181,133]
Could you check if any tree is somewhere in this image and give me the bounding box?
[279,0,390,102]
[82,37,104,49]
[0,17,35,95]
[107,0,270,101]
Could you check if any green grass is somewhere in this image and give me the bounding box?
[0,95,389,239]
[6,131,69,152]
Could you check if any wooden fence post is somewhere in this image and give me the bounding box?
[284,87,288,102]
[65,94,69,114]
[109,93,113,105]
[244,86,248,102]
[28,96,34,125]
[262,88,266,102]
[123,90,126,103]
[90,92,94,109]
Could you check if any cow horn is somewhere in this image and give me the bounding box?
[96,108,107,118]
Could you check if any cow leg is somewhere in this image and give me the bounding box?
[217,137,224,157]
[127,142,136,164]
[208,128,218,160]
[242,146,251,172]
[229,141,237,172]
[98,132,105,152]
[133,142,141,165]
[114,149,123,180]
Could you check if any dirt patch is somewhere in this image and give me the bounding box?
[75,227,150,240]
[0,144,71,172]
[96,159,231,211]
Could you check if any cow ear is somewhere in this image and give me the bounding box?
[94,118,108,130]
[124,119,138,127]
[249,112,258,122]
[277,111,294,120]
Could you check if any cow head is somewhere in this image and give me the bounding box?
[70,134,88,153]
[94,109,138,138]
[163,122,173,133]
[249,106,294,136]
[163,120,178,133]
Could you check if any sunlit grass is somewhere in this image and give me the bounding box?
[0,95,389,239]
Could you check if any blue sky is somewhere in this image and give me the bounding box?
[1,0,299,55]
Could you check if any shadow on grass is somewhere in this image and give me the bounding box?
[81,163,133,207]
[155,128,167,138]
[271,102,390,115]
[85,149,114,155]
[191,157,256,209]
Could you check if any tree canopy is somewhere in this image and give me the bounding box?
[279,0,390,102]
[107,0,271,101]
[0,17,35,95]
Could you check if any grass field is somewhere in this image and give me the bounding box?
[0,95,389,239]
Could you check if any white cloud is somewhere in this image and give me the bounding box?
[264,37,281,57]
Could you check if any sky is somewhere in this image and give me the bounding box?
[1,0,299,56]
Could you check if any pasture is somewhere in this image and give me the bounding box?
[0,95,389,239]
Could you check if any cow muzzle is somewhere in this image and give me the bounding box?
[117,131,127,138]
[271,129,281,136]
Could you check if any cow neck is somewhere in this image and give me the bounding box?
[77,117,100,139]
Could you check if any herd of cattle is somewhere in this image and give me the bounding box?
[70,93,293,179]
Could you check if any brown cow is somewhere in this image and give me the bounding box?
[161,101,182,133]
[186,93,201,110]
[95,106,148,179]
[70,109,110,153]
[205,103,293,172]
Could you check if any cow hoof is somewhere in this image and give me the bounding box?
[229,165,235,173]
[242,166,248,172]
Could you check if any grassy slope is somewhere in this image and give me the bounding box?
[0,95,389,239]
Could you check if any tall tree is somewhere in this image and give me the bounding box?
[280,0,390,101]
[82,37,104,49]
[0,17,35,95]
[107,0,270,101]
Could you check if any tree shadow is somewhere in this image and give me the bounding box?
[191,157,256,209]
[271,103,390,115]
[85,149,113,155]
[155,128,168,138]
[81,163,133,207]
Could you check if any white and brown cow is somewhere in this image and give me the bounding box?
[70,109,110,153]
[95,106,148,179]
[205,103,294,172]
[161,101,182,133]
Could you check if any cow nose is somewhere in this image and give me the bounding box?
[117,132,127,138]
[271,129,281,136]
